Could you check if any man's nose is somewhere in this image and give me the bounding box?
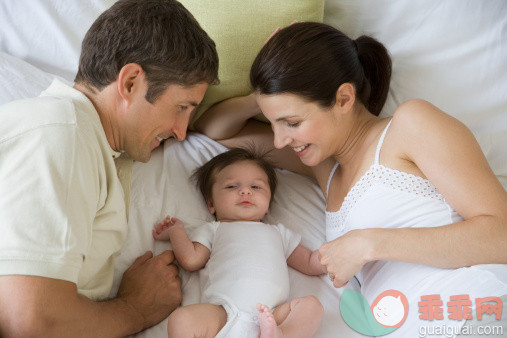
[172,117,189,141]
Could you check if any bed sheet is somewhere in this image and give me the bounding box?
[1,1,507,336]
[109,133,362,337]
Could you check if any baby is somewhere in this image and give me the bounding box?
[153,148,324,338]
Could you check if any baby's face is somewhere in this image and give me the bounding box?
[207,160,271,222]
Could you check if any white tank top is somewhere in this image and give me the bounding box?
[324,120,507,336]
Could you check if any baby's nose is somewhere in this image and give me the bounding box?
[239,187,252,195]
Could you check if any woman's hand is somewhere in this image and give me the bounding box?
[318,229,375,288]
[264,21,298,45]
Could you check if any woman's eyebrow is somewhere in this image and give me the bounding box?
[275,115,297,122]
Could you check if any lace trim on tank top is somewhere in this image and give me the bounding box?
[326,164,446,230]
[326,119,447,232]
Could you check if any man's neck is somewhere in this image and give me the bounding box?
[74,82,121,152]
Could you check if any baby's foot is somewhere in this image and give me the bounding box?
[257,303,283,338]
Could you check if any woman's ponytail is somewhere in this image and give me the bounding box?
[355,35,392,116]
[251,22,392,116]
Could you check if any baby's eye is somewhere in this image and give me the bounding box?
[226,185,236,189]
[251,185,260,189]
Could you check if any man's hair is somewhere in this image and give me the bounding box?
[74,0,219,103]
[191,148,278,206]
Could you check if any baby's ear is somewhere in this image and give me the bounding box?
[206,199,216,215]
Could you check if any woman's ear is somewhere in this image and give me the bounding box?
[116,63,144,102]
[334,83,356,114]
[206,199,216,215]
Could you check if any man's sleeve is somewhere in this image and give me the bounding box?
[0,113,96,283]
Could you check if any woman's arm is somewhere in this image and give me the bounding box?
[195,95,319,177]
[319,99,507,287]
[195,93,261,140]
[153,216,210,271]
[287,244,326,276]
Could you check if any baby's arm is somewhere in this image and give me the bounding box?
[152,216,210,271]
[286,244,326,276]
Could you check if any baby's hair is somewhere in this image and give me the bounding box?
[191,147,278,206]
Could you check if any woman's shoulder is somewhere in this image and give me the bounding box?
[389,99,463,139]
[392,99,444,125]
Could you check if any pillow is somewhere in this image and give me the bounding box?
[0,0,114,81]
[0,52,67,105]
[179,0,325,129]
[324,0,507,188]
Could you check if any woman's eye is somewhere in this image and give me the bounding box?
[178,105,188,112]
[287,121,300,128]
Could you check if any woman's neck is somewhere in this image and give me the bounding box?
[332,107,380,166]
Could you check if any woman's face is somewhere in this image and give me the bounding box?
[257,93,339,167]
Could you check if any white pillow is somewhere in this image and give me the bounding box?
[324,0,507,187]
[0,52,67,105]
[0,0,114,81]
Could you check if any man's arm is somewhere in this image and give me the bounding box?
[0,250,181,337]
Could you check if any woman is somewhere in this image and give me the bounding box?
[195,22,507,335]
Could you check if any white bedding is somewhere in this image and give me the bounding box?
[110,133,360,337]
[1,1,506,337]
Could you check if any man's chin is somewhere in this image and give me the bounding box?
[127,150,151,163]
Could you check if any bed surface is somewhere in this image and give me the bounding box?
[1,1,506,337]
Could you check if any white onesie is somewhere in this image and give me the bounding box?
[189,221,301,338]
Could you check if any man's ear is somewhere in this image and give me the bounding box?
[117,63,144,102]
[206,199,216,215]
[334,83,356,114]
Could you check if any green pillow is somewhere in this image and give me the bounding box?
[179,0,325,129]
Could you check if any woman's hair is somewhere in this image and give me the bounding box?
[191,148,278,206]
[74,0,219,103]
[250,22,391,116]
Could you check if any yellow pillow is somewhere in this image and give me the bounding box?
[180,0,325,129]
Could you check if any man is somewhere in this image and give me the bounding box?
[0,0,218,336]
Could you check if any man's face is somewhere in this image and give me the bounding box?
[122,81,208,162]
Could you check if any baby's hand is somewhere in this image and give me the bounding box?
[152,215,184,241]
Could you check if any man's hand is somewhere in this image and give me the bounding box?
[117,250,182,329]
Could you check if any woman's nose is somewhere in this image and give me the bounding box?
[273,128,290,149]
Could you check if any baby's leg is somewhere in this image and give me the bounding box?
[167,303,227,338]
[257,295,323,338]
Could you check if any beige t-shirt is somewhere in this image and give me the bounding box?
[0,79,127,300]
